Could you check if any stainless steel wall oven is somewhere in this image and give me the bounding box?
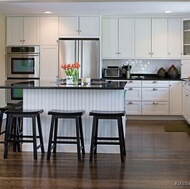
[6,46,40,104]
[6,46,40,79]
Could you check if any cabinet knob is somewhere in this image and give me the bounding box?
[129,81,133,83]
[153,102,158,105]
[128,101,133,104]
[153,81,157,83]
[128,87,133,90]
[152,88,157,91]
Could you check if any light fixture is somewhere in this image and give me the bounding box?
[164,10,172,14]
[44,11,52,14]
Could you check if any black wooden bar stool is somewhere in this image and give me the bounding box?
[4,109,45,160]
[89,110,126,162]
[0,101,23,144]
[47,110,85,161]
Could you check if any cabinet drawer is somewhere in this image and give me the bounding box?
[126,101,141,115]
[142,88,169,101]
[142,80,169,87]
[125,87,141,101]
[125,80,141,87]
[142,102,169,115]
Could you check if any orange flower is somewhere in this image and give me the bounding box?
[61,62,80,76]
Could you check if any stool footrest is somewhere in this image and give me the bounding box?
[94,141,120,145]
[52,141,78,144]
[96,137,120,141]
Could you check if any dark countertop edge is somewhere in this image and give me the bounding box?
[103,74,182,81]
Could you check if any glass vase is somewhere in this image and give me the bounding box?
[66,76,73,85]
[73,72,79,85]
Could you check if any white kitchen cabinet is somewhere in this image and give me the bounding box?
[168,19,181,58]
[125,80,141,115]
[40,17,58,45]
[152,19,168,58]
[169,81,181,115]
[58,16,99,37]
[102,18,134,58]
[6,17,39,45]
[141,80,169,115]
[182,19,190,57]
[134,19,151,58]
[40,46,58,81]
[181,59,190,78]
[182,81,190,123]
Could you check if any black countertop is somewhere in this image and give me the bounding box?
[0,80,127,90]
[103,74,181,81]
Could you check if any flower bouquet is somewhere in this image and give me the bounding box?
[61,62,80,85]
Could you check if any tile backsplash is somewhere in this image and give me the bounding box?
[102,59,181,74]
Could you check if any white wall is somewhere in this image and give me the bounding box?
[0,13,6,106]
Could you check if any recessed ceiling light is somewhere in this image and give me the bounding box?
[44,11,52,14]
[164,10,172,14]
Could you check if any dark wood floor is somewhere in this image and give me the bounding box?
[0,120,190,189]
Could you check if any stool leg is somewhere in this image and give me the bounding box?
[32,117,37,160]
[37,114,45,153]
[78,116,85,154]
[4,114,13,158]
[53,117,58,153]
[118,117,124,162]
[120,118,126,156]
[76,117,81,161]
[47,115,55,160]
[89,116,98,162]
[94,117,98,154]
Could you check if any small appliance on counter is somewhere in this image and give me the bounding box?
[122,64,132,79]
[102,66,122,78]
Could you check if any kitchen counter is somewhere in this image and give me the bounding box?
[0,80,126,153]
[103,74,181,81]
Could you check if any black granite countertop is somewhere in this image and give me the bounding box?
[103,74,182,81]
[0,79,127,90]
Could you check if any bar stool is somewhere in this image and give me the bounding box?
[4,109,45,160]
[0,102,23,144]
[47,110,85,161]
[89,110,126,162]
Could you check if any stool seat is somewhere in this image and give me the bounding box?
[48,110,85,116]
[4,108,44,160]
[89,110,126,162]
[47,109,85,161]
[89,110,125,117]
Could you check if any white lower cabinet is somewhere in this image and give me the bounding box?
[126,101,142,115]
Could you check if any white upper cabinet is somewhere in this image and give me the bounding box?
[167,19,181,58]
[134,19,151,58]
[152,19,168,58]
[6,17,39,46]
[102,18,134,59]
[182,19,190,57]
[58,16,100,37]
[40,17,58,46]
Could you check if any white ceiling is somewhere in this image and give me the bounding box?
[0,1,190,17]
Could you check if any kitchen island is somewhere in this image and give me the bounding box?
[0,80,127,153]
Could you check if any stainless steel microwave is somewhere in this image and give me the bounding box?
[103,67,121,78]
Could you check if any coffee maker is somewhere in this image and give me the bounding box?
[122,64,132,79]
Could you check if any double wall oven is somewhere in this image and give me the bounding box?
[6,46,40,104]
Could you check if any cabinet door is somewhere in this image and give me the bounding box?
[169,81,181,115]
[119,19,134,58]
[102,18,118,58]
[40,46,58,81]
[168,19,181,58]
[152,19,167,58]
[23,17,39,45]
[6,17,23,45]
[182,19,190,57]
[59,17,78,36]
[79,16,99,36]
[40,17,58,45]
[126,101,141,115]
[125,87,141,101]
[134,19,151,58]
[181,60,190,78]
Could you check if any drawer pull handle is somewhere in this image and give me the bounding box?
[128,101,133,104]
[152,88,157,91]
[128,87,133,90]
[153,102,158,105]
[129,81,133,83]
[153,81,157,83]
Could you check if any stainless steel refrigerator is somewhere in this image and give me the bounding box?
[58,38,100,79]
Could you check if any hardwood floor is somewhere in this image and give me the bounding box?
[0,120,190,189]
